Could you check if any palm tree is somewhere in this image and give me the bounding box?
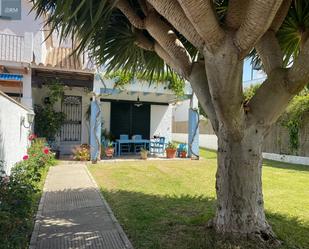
[32,0,309,242]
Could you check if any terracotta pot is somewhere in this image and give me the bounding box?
[180,151,187,158]
[105,148,114,158]
[166,148,176,158]
[140,151,148,160]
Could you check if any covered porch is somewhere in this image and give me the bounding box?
[89,76,200,161]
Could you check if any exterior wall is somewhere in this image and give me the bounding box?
[173,119,215,134]
[172,133,309,165]
[21,70,33,108]
[172,133,218,151]
[173,114,309,158]
[32,86,91,154]
[0,91,32,174]
[150,105,172,142]
[172,99,190,122]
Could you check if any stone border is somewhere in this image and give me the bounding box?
[85,165,134,249]
[28,170,50,249]
[263,153,309,166]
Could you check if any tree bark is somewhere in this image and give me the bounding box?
[214,127,274,240]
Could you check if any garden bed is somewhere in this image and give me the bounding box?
[0,136,55,249]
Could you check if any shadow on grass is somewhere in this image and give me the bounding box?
[263,159,309,172]
[102,189,309,249]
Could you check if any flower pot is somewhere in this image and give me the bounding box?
[105,148,114,158]
[140,151,148,160]
[180,151,187,158]
[166,148,176,158]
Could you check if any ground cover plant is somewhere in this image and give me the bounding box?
[0,136,55,249]
[89,149,309,249]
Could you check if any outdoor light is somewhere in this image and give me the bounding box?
[134,96,143,107]
[21,111,35,128]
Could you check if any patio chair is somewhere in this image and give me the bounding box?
[132,134,143,153]
[150,137,165,155]
[119,134,130,154]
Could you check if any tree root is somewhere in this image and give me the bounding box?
[205,219,282,248]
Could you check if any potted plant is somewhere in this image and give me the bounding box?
[179,147,187,158]
[105,141,114,158]
[165,142,177,158]
[140,148,148,160]
[73,144,90,161]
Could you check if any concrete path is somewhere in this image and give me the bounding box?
[29,163,134,249]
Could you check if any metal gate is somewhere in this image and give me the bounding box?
[61,95,82,142]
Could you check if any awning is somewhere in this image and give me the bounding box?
[0,73,23,81]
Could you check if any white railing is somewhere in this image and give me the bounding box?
[0,33,24,62]
[0,33,33,63]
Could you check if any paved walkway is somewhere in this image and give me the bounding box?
[29,163,134,249]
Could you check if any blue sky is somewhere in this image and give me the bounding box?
[243,58,266,87]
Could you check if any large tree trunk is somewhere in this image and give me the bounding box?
[190,52,275,240]
[214,128,274,240]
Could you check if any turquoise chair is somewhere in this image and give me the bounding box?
[177,143,187,157]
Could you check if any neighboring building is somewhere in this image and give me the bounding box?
[0,0,196,165]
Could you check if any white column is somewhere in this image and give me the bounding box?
[23,32,33,63]
[21,69,33,109]
[188,94,199,157]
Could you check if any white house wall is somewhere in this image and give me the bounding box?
[0,92,32,174]
[150,105,172,142]
[173,99,190,122]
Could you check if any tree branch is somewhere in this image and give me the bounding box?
[246,69,292,127]
[288,39,309,92]
[145,10,192,78]
[134,30,185,76]
[147,0,204,50]
[134,30,154,51]
[177,0,225,51]
[247,40,309,127]
[234,0,283,57]
[137,0,148,15]
[154,43,183,76]
[225,0,248,29]
[270,0,292,32]
[189,61,219,133]
[116,0,145,29]
[116,1,192,77]
[255,31,283,75]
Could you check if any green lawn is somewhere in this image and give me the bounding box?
[89,149,309,249]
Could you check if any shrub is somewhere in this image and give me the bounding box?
[73,144,90,161]
[280,93,309,153]
[0,136,55,248]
